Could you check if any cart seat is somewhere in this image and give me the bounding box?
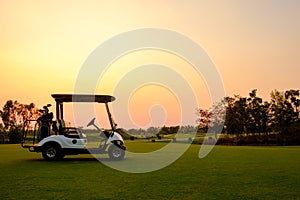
[57,120,81,139]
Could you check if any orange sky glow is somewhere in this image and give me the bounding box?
[0,1,299,129]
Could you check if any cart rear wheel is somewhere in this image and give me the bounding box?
[108,144,125,161]
[42,144,63,161]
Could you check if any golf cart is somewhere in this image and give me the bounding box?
[21,94,126,161]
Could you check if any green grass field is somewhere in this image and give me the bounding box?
[0,142,299,199]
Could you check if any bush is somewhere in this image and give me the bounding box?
[216,136,235,145]
[0,134,9,144]
[235,138,246,146]
[8,127,22,144]
[203,137,216,145]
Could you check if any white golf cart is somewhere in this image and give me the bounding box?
[21,94,126,161]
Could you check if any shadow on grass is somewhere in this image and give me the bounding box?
[24,157,128,163]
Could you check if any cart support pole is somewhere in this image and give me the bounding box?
[105,102,115,131]
[59,103,63,119]
[56,101,60,120]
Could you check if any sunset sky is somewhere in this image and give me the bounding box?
[1,1,299,129]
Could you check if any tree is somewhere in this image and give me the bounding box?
[270,89,300,144]
[0,100,39,143]
[157,126,180,135]
[196,108,211,133]
[285,90,300,142]
[196,89,300,145]
[260,101,272,140]
[209,100,226,134]
[247,89,267,135]
[223,96,247,137]
[147,126,159,135]
[179,125,197,134]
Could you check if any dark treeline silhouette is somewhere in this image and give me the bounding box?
[197,89,300,145]
[1,89,299,145]
[126,125,196,136]
[125,125,188,139]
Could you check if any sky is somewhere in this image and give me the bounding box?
[0,0,299,129]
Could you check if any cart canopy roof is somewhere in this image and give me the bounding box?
[51,94,115,103]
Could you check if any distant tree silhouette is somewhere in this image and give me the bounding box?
[270,89,300,144]
[197,89,300,145]
[0,100,38,143]
[196,108,211,133]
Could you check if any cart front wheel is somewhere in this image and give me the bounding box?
[108,144,125,161]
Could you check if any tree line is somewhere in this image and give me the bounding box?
[197,89,300,145]
[1,89,299,145]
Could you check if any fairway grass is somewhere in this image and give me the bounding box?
[0,143,299,199]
